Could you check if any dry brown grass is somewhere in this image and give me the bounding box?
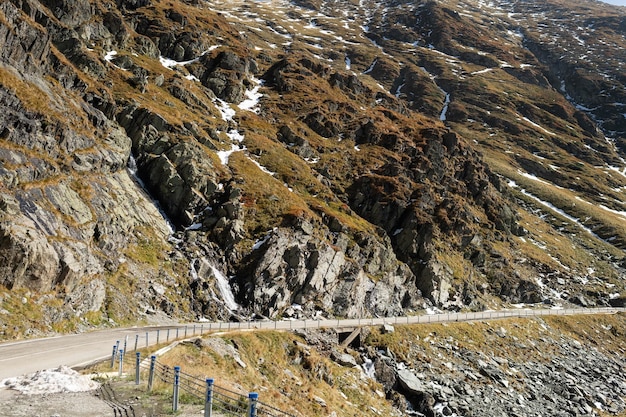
[154,330,394,417]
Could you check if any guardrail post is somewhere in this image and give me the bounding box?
[194,324,197,335]
[123,336,128,355]
[118,349,124,377]
[110,344,117,368]
[204,378,214,417]
[167,329,170,342]
[135,352,141,385]
[157,329,160,345]
[172,366,181,412]
[201,324,204,335]
[248,392,258,417]
[176,328,179,339]
[148,355,156,392]
[134,334,139,352]
[185,326,188,338]
[146,332,149,348]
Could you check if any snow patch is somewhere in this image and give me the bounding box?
[519,115,556,136]
[158,46,220,70]
[104,50,118,62]
[238,78,264,113]
[2,366,100,395]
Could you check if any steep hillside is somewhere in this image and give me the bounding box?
[101,313,626,417]
[0,0,625,335]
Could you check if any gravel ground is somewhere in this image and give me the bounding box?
[0,381,206,417]
[0,389,112,417]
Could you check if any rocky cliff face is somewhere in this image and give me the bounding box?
[0,0,624,335]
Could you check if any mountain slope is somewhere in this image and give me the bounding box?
[0,0,624,335]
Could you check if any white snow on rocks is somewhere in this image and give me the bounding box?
[159,46,221,70]
[2,366,100,395]
[216,99,237,122]
[518,114,556,136]
[507,180,599,238]
[237,78,264,113]
[104,50,118,62]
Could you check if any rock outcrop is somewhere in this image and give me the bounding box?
[245,225,422,318]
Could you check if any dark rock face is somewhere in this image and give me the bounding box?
[197,51,259,103]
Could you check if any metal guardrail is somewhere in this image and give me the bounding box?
[111,350,297,417]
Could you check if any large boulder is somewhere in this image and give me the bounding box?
[246,226,421,318]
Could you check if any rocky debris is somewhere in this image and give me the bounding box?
[355,319,626,417]
[382,324,395,334]
[331,351,358,367]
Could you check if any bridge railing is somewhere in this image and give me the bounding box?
[109,307,624,357]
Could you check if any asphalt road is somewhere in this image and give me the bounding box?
[0,307,623,381]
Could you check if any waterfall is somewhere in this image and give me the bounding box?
[210,265,240,311]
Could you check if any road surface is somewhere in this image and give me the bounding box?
[0,307,623,380]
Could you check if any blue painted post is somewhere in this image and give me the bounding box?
[172,366,181,412]
[123,336,128,354]
[204,378,214,417]
[248,392,258,417]
[134,334,139,352]
[110,345,117,368]
[148,355,156,392]
[135,352,141,385]
[118,349,124,377]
